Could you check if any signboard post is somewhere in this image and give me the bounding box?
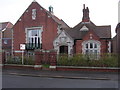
[20,44,25,65]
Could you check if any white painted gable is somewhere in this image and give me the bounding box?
[80,25,89,31]
[54,30,73,46]
[53,30,74,54]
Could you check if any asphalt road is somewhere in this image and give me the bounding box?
[2,74,119,88]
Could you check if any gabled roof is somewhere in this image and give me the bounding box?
[0,22,13,31]
[45,10,70,29]
[65,21,111,39]
[65,4,111,40]
[14,1,70,29]
[95,25,111,39]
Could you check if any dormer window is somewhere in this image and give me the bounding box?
[32,9,36,20]
[80,25,89,31]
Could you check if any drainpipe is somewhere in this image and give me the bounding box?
[1,27,7,65]
[0,30,3,65]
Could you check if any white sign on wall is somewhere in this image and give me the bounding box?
[20,44,25,50]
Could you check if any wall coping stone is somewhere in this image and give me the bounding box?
[57,66,120,70]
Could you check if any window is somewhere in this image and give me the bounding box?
[4,40,8,44]
[28,30,41,44]
[32,9,36,20]
[26,27,43,50]
[82,40,101,60]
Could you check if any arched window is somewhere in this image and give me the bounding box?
[82,40,101,60]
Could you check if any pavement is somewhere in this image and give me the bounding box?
[2,68,119,81]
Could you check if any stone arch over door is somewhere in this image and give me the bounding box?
[53,30,74,55]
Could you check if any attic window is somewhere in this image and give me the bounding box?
[32,9,36,20]
[80,25,89,31]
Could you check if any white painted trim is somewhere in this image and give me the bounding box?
[25,26,43,44]
[26,27,43,30]
[14,50,24,53]
[108,41,111,53]
[49,66,56,69]
[11,29,14,56]
[80,25,89,31]
[34,65,42,68]
[82,40,101,54]
[57,66,120,69]
[53,30,74,55]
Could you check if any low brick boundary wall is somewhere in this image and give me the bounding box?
[56,66,119,72]
[3,64,35,70]
[2,64,119,72]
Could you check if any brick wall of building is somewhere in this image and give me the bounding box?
[13,2,58,52]
[75,30,110,54]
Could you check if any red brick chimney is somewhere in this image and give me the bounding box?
[82,4,90,22]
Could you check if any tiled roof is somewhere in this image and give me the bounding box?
[96,25,111,38]
[33,1,70,29]
[65,21,111,39]
[0,22,13,31]
[46,11,70,29]
[0,22,9,31]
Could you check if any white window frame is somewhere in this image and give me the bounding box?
[25,27,43,44]
[82,40,101,60]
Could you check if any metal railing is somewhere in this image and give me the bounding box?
[25,43,42,50]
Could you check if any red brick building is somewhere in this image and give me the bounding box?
[54,4,111,57]
[12,1,69,56]
[112,1,120,55]
[113,23,120,54]
[13,1,111,58]
[0,22,13,63]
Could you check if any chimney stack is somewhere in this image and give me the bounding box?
[82,4,90,22]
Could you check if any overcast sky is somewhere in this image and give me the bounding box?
[0,0,119,37]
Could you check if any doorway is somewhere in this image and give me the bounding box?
[59,46,68,54]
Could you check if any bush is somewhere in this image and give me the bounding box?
[57,54,69,66]
[24,56,35,65]
[100,53,118,67]
[7,56,22,64]
[57,53,118,67]
[57,54,88,66]
[6,56,35,65]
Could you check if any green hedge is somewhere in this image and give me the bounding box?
[6,56,35,65]
[57,53,118,67]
